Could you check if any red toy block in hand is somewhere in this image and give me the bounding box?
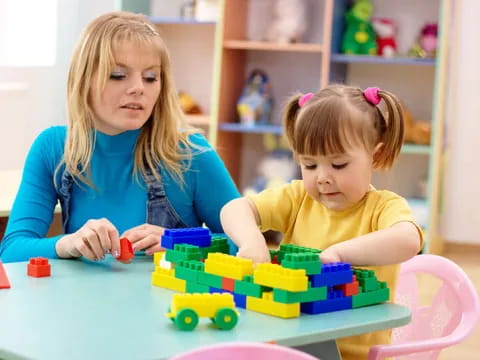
[0,261,11,289]
[27,257,51,278]
[116,237,134,262]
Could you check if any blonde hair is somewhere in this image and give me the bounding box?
[283,84,404,169]
[57,11,198,187]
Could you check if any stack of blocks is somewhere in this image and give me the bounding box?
[152,227,390,318]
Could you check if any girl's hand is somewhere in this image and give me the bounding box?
[319,246,342,264]
[121,224,165,255]
[56,218,121,261]
[237,244,271,265]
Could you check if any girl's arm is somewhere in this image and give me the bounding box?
[220,198,271,264]
[320,221,422,266]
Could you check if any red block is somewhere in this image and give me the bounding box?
[27,257,51,278]
[222,277,235,292]
[116,238,134,262]
[335,275,359,296]
[0,261,11,289]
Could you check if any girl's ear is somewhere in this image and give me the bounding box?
[373,142,384,168]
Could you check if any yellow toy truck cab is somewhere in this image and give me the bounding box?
[166,293,239,331]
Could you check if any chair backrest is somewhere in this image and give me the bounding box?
[170,342,319,360]
[380,254,480,360]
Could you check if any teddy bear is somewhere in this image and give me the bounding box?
[342,0,377,55]
[265,0,307,43]
[403,105,431,145]
[372,18,397,57]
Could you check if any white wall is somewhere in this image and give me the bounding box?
[442,0,480,244]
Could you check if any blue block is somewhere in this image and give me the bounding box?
[233,293,247,309]
[161,227,212,249]
[310,262,353,287]
[164,227,210,238]
[301,289,352,314]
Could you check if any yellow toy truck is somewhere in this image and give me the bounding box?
[166,293,239,331]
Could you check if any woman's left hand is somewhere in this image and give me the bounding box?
[121,224,165,255]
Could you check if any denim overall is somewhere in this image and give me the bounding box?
[56,167,187,233]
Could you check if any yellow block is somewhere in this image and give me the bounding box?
[246,292,300,318]
[254,263,308,292]
[151,266,186,292]
[204,253,254,280]
[169,293,237,318]
[153,251,165,266]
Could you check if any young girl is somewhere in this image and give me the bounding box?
[0,12,239,263]
[220,84,423,360]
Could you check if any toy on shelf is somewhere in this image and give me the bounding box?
[27,257,51,278]
[166,293,239,331]
[409,23,438,58]
[342,0,377,55]
[372,18,397,57]
[116,238,134,262]
[179,91,203,115]
[0,261,11,289]
[152,227,391,319]
[403,105,431,145]
[265,0,307,43]
[237,69,273,126]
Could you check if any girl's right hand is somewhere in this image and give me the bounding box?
[237,244,271,265]
[55,218,121,261]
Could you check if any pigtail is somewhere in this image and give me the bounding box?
[283,93,303,151]
[376,90,405,169]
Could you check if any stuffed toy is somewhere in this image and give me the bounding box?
[409,23,438,58]
[179,91,202,114]
[342,0,377,55]
[265,0,307,43]
[403,105,431,145]
[237,69,273,125]
[372,18,397,57]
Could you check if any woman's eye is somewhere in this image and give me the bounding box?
[110,73,125,80]
[144,76,158,83]
[332,163,348,170]
[304,164,317,170]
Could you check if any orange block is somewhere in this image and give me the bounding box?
[0,261,11,289]
[116,238,134,262]
[27,257,51,278]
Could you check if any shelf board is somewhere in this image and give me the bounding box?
[224,40,324,53]
[186,114,210,126]
[330,54,436,66]
[148,16,216,25]
[400,144,431,155]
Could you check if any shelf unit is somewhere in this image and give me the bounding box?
[210,0,451,254]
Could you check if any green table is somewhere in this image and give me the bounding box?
[0,257,410,360]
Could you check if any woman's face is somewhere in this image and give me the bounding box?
[90,41,161,135]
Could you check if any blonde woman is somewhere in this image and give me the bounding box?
[1,12,239,263]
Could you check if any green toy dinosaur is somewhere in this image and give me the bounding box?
[341,0,377,55]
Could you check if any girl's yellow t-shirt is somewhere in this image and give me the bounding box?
[248,180,423,360]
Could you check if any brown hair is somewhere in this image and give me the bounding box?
[57,11,198,188]
[283,84,404,169]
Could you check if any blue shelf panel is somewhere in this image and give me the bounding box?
[148,16,216,25]
[330,54,436,66]
[218,123,283,135]
[400,144,431,155]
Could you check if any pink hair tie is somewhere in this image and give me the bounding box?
[298,92,314,107]
[363,87,381,105]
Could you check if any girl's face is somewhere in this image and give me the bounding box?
[90,41,161,135]
[298,144,379,211]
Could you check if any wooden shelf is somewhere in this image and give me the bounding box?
[186,114,210,126]
[223,40,324,53]
[401,144,431,155]
[331,53,436,66]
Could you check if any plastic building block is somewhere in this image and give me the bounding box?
[159,256,174,270]
[205,253,254,280]
[165,244,203,263]
[301,289,352,314]
[198,271,223,288]
[161,227,212,249]
[175,260,205,283]
[277,244,321,262]
[0,261,11,289]
[273,285,327,304]
[246,292,300,318]
[166,293,239,330]
[186,282,210,293]
[116,238,134,262]
[254,263,308,292]
[352,282,390,308]
[335,275,359,296]
[27,257,51,278]
[354,268,381,292]
[222,277,235,292]
[151,267,186,292]
[234,275,270,298]
[200,236,230,257]
[281,253,322,275]
[310,262,353,287]
[153,251,165,266]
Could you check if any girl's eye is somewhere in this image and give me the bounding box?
[332,163,348,170]
[304,164,317,170]
[110,73,125,80]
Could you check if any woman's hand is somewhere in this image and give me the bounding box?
[121,224,165,255]
[55,218,121,261]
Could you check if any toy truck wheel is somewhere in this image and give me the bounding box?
[213,307,238,330]
[174,308,199,331]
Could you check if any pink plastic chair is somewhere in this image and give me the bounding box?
[368,254,480,360]
[170,342,320,360]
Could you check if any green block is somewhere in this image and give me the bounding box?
[281,253,322,275]
[234,275,270,298]
[175,260,204,282]
[278,244,321,262]
[165,244,202,263]
[354,269,380,293]
[352,285,390,308]
[198,271,223,288]
[273,285,327,304]
[200,236,230,257]
[186,282,210,293]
